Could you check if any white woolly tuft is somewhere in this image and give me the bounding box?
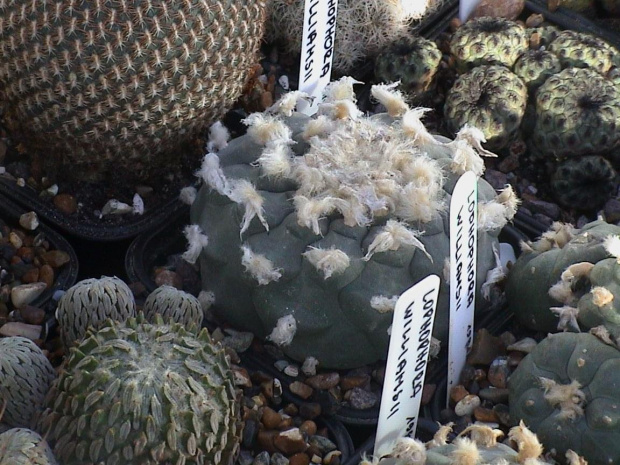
[396,183,445,223]
[182,224,209,264]
[364,219,432,261]
[459,424,504,448]
[370,82,409,117]
[591,286,614,307]
[206,121,230,152]
[452,125,498,158]
[240,244,282,285]
[242,113,293,145]
[256,143,293,178]
[481,244,505,300]
[478,201,511,231]
[268,90,309,116]
[451,437,480,465]
[318,100,363,120]
[509,421,544,463]
[196,153,229,195]
[400,155,444,197]
[539,378,586,420]
[560,262,594,283]
[179,186,197,205]
[132,193,144,215]
[549,280,576,305]
[448,139,486,176]
[427,422,454,448]
[267,314,297,346]
[303,247,351,279]
[227,179,269,235]
[370,295,399,313]
[604,234,620,261]
[496,184,520,219]
[401,108,436,145]
[302,115,337,139]
[550,306,581,332]
[322,76,362,103]
[293,195,341,235]
[390,437,426,464]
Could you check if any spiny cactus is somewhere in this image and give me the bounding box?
[188,78,519,369]
[0,337,56,429]
[0,0,267,183]
[0,428,58,465]
[143,285,203,327]
[549,30,617,75]
[513,49,562,91]
[55,276,136,352]
[37,315,242,465]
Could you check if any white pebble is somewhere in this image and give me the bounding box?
[284,364,299,377]
[301,356,319,376]
[19,211,39,231]
[278,75,290,90]
[454,394,481,416]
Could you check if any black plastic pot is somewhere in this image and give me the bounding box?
[0,192,79,309]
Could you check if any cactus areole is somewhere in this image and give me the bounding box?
[190,80,519,368]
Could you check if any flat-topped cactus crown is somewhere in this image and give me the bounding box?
[189,78,519,368]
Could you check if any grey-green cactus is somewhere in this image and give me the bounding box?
[0,428,57,465]
[549,30,617,75]
[513,49,562,91]
[143,285,204,328]
[36,315,242,465]
[189,78,519,369]
[55,276,136,352]
[0,337,56,429]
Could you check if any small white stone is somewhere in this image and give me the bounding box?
[284,364,299,377]
[16,177,25,187]
[19,211,39,230]
[455,394,481,417]
[9,232,23,249]
[278,75,290,90]
[0,167,5,174]
[132,193,144,215]
[46,184,59,196]
[101,199,132,216]
[301,356,319,376]
[11,282,47,308]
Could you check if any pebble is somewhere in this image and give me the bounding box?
[478,387,509,404]
[222,329,254,353]
[305,373,340,390]
[473,406,500,423]
[289,453,310,465]
[347,387,378,410]
[284,365,299,377]
[253,451,271,465]
[19,305,45,325]
[299,403,321,420]
[483,169,508,191]
[101,199,132,215]
[289,381,313,400]
[339,374,370,391]
[10,282,47,308]
[261,407,283,430]
[232,366,253,388]
[243,419,259,449]
[154,269,183,288]
[454,395,481,417]
[53,193,78,215]
[301,357,319,376]
[41,250,71,268]
[524,199,561,221]
[450,385,469,404]
[0,321,42,339]
[308,435,336,455]
[18,212,38,230]
[274,360,290,372]
[271,452,289,465]
[466,329,506,366]
[274,429,307,455]
[506,337,537,353]
[39,265,54,289]
[238,451,254,465]
[299,421,317,437]
[9,232,23,249]
[487,357,510,389]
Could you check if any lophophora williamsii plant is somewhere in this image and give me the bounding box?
[0,0,267,183]
[186,77,520,369]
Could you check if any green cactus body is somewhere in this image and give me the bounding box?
[449,17,528,70]
[505,220,620,333]
[513,49,562,91]
[0,0,266,182]
[143,285,203,327]
[550,155,617,210]
[526,24,561,49]
[0,337,56,429]
[374,36,442,101]
[509,332,620,464]
[56,276,136,352]
[189,81,517,369]
[549,30,617,75]
[37,315,241,465]
[0,428,58,465]
[444,65,527,150]
[532,67,620,158]
[576,257,620,337]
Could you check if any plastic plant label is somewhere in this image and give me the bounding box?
[447,171,478,406]
[374,274,441,458]
[459,0,481,22]
[297,0,339,115]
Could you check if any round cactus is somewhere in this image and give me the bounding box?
[549,30,618,75]
[189,79,518,369]
[0,428,58,465]
[509,332,620,464]
[143,285,203,327]
[449,17,528,70]
[532,67,620,158]
[513,49,562,91]
[550,155,617,210]
[444,65,527,150]
[526,24,560,49]
[55,276,136,352]
[0,337,56,429]
[37,315,242,465]
[505,220,620,333]
[374,36,442,101]
[0,0,267,182]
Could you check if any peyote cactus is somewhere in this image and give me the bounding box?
[505,220,620,333]
[266,0,446,74]
[0,337,56,429]
[374,36,442,102]
[449,16,528,70]
[532,67,620,158]
[0,0,267,183]
[550,155,617,210]
[513,49,562,91]
[37,315,242,465]
[0,428,57,465]
[509,331,620,464]
[55,276,136,352]
[444,65,528,150]
[143,285,203,327]
[361,422,581,465]
[188,78,519,369]
[548,30,617,75]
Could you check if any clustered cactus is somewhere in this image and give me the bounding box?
[0,0,267,183]
[0,428,57,465]
[188,77,519,369]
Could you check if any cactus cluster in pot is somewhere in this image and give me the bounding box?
[187,77,520,369]
[374,15,620,211]
[0,0,267,183]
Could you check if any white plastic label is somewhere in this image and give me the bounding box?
[297,0,338,115]
[374,274,441,458]
[459,0,481,22]
[447,171,478,406]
